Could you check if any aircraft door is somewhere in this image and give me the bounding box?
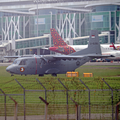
[37,58,46,75]
[26,59,37,75]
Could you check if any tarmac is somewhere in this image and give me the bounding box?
[84,61,120,66]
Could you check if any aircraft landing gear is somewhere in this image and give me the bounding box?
[11,74,14,76]
[39,74,44,76]
[52,73,57,77]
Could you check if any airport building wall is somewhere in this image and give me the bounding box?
[0,3,120,56]
[0,8,120,43]
[0,16,30,41]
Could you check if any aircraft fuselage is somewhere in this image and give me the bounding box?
[6,56,90,76]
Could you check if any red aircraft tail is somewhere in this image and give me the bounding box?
[50,28,67,47]
[110,43,116,50]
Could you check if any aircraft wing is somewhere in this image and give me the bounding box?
[86,54,114,58]
[4,56,21,58]
[53,54,114,60]
[4,54,36,58]
[42,48,49,50]
[53,55,84,60]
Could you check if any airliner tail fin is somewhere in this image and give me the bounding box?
[50,28,67,47]
[110,43,116,50]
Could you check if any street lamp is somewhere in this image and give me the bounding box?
[49,11,52,29]
[33,0,40,37]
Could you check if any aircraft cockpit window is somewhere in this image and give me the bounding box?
[13,60,20,65]
[19,59,27,65]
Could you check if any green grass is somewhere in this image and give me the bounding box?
[76,65,120,77]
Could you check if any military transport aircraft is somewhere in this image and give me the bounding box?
[6,30,113,77]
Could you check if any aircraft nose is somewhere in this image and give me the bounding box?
[6,66,11,73]
[6,65,14,73]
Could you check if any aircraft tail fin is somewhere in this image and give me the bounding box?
[70,30,101,55]
[50,28,67,47]
[110,43,116,50]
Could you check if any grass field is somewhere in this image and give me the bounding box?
[0,64,120,117]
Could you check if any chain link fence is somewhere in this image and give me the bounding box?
[0,77,120,120]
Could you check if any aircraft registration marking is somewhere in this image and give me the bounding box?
[20,67,25,72]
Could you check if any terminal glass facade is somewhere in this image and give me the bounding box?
[85,10,120,44]
[73,38,88,45]
[1,16,29,41]
[85,12,110,35]
[29,15,52,37]
[29,13,82,38]
[94,5,120,12]
[16,37,49,49]
[0,17,2,41]
[73,36,108,45]
[56,13,80,38]
[27,10,120,45]
[116,11,120,41]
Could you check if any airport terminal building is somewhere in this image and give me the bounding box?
[0,0,120,60]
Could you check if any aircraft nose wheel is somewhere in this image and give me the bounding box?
[52,73,57,77]
[11,74,14,76]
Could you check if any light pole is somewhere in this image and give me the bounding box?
[34,0,39,37]
[49,12,52,54]
[49,11,52,29]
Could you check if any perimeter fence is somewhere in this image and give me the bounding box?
[0,77,120,120]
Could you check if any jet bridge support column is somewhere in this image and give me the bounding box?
[16,49,20,55]
[23,49,26,55]
[37,48,40,55]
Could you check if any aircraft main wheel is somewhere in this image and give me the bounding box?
[39,74,43,76]
[52,73,57,77]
